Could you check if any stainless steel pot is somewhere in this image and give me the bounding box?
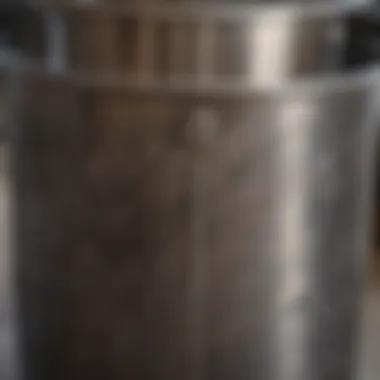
[26,2,364,84]
[10,67,379,380]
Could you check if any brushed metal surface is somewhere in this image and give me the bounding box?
[10,68,379,380]
[23,3,359,84]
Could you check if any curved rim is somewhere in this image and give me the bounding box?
[70,66,380,98]
[3,61,377,98]
[1,53,379,97]
[28,0,372,21]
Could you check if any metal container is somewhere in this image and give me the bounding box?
[9,67,379,380]
[22,3,363,84]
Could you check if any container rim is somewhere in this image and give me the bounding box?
[38,65,380,99]
[1,55,380,98]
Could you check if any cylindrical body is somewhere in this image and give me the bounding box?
[10,70,378,380]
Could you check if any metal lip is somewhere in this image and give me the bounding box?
[7,61,379,99]
[28,0,372,21]
[24,0,373,81]
[69,65,380,97]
